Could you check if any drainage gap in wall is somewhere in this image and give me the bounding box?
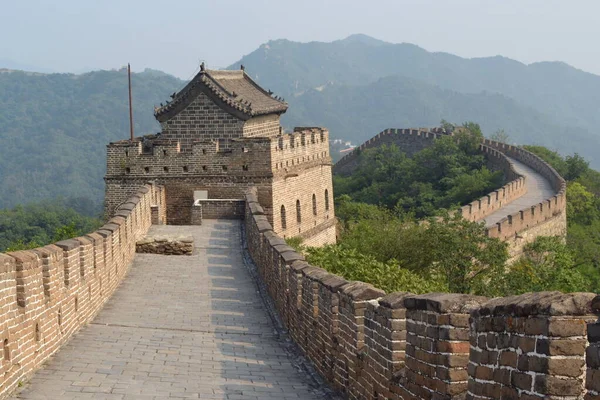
[3,339,10,362]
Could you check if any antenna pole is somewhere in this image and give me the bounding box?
[128,63,134,141]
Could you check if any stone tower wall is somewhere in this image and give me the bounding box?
[105,138,275,224]
[105,127,337,246]
[159,93,246,152]
[270,128,336,246]
[158,92,282,152]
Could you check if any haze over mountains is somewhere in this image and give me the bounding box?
[1,34,599,210]
[230,34,600,161]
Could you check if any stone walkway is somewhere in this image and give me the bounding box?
[481,157,556,227]
[11,221,327,400]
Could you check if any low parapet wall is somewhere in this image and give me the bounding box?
[460,145,526,223]
[588,314,600,398]
[191,199,245,224]
[244,188,600,399]
[0,182,165,399]
[481,139,567,243]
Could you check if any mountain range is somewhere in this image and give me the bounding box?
[231,34,600,162]
[1,34,599,211]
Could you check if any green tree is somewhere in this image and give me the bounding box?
[420,212,508,295]
[565,153,589,181]
[567,182,600,225]
[305,246,447,294]
[502,237,590,294]
[489,128,510,143]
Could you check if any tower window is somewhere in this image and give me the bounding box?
[325,189,330,211]
[281,205,287,230]
[183,166,189,172]
[144,167,150,174]
[296,200,301,224]
[312,194,317,216]
[202,165,207,171]
[163,166,169,173]
[243,165,249,171]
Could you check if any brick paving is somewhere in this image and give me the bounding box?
[481,157,556,227]
[11,220,327,399]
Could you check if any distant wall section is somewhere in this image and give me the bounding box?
[482,139,567,258]
[333,128,446,177]
[333,128,567,258]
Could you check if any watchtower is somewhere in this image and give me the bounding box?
[104,64,336,246]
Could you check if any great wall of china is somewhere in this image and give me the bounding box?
[334,128,567,259]
[1,64,599,399]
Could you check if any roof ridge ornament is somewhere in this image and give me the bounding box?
[200,62,205,72]
[240,64,245,71]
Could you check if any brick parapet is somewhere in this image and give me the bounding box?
[191,199,245,222]
[334,128,446,177]
[0,182,166,399]
[460,145,527,223]
[272,128,332,176]
[244,188,600,399]
[482,139,567,242]
[469,292,598,399]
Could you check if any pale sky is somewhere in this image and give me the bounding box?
[2,0,599,78]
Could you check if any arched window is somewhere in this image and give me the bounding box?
[281,205,287,230]
[296,200,302,224]
[312,194,317,216]
[325,189,330,211]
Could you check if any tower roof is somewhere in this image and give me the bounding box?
[154,66,288,122]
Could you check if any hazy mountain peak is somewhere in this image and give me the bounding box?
[337,34,389,46]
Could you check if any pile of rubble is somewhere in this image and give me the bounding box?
[136,235,193,255]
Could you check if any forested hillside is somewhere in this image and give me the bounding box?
[0,69,183,210]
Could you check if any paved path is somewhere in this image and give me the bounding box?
[11,221,327,400]
[480,157,556,227]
